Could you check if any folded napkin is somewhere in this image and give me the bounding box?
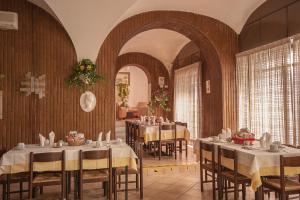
[226,128,232,138]
[106,131,111,143]
[49,131,55,146]
[219,129,227,139]
[98,132,103,141]
[165,118,170,123]
[265,132,273,148]
[159,117,163,122]
[39,134,46,147]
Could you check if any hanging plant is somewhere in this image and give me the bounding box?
[67,59,104,89]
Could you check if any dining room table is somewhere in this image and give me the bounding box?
[0,140,138,175]
[138,122,190,143]
[194,138,300,200]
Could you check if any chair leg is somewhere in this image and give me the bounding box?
[19,182,23,200]
[2,183,6,200]
[242,184,246,200]
[234,182,238,200]
[118,175,121,189]
[114,169,117,200]
[159,142,162,160]
[212,172,216,200]
[136,174,139,190]
[185,141,188,158]
[125,166,128,200]
[7,175,10,200]
[225,179,228,200]
[200,166,204,192]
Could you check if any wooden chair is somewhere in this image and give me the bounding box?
[175,122,188,158]
[157,123,176,160]
[218,146,251,200]
[262,155,300,200]
[0,149,29,200]
[29,151,66,200]
[116,142,143,199]
[79,149,112,200]
[199,141,217,200]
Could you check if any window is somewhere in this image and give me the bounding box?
[236,36,300,145]
[174,62,202,139]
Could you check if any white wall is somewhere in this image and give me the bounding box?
[116,66,149,107]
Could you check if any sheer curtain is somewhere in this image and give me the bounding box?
[174,62,201,139]
[236,36,300,145]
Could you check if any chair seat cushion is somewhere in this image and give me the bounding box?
[264,178,300,192]
[116,167,138,175]
[82,170,108,181]
[33,173,61,183]
[222,171,250,182]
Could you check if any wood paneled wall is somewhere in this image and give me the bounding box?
[116,52,169,93]
[97,11,238,136]
[239,0,300,51]
[0,0,109,149]
[172,42,223,137]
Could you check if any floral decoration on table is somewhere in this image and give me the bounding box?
[148,88,171,115]
[232,128,255,145]
[67,59,104,89]
[66,131,85,146]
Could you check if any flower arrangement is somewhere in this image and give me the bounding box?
[117,83,129,107]
[67,59,104,89]
[148,88,171,115]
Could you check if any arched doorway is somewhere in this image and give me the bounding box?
[96,11,238,138]
[115,65,150,139]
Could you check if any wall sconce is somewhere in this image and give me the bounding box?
[20,72,45,99]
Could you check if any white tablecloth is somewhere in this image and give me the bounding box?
[194,138,300,190]
[139,124,189,143]
[0,141,137,175]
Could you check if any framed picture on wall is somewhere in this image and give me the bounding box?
[116,72,130,85]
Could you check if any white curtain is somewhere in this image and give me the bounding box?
[174,62,201,139]
[236,36,300,145]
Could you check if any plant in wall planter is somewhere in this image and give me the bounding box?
[67,59,104,90]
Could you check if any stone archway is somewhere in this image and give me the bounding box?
[96,11,238,137]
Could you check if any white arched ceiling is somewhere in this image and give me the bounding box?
[119,29,190,72]
[27,0,266,62]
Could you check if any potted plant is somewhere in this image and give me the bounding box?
[116,83,129,119]
[148,88,171,117]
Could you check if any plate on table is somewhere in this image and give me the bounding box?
[267,149,280,153]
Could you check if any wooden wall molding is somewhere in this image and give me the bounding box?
[96,11,238,135]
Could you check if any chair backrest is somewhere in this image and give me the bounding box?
[158,123,176,141]
[29,151,65,174]
[280,155,300,192]
[79,148,112,171]
[218,146,238,177]
[175,122,187,128]
[199,141,215,164]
